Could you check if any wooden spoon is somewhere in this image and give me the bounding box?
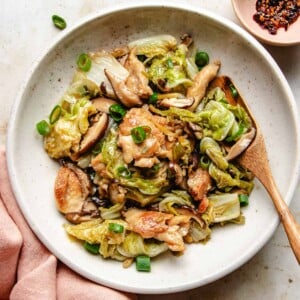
[210,76,300,263]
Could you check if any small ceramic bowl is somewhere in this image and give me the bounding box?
[231,0,300,46]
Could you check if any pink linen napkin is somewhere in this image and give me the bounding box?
[0,148,136,300]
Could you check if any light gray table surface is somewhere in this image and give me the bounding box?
[1,1,299,299]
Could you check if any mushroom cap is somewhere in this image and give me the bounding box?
[159,97,194,108]
[77,112,109,156]
[92,97,117,114]
[225,128,256,161]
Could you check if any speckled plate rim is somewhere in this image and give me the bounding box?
[6,1,300,294]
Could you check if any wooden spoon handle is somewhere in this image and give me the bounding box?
[265,176,300,264]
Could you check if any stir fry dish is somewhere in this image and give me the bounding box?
[36,34,255,271]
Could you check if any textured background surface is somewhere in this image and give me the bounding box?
[1,1,300,299]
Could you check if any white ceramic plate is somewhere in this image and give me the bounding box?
[7,2,300,294]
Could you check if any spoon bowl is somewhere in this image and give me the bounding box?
[212,76,300,263]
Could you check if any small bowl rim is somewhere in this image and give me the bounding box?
[231,0,300,46]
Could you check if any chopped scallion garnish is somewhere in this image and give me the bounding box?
[200,155,210,169]
[131,126,151,144]
[108,223,124,233]
[166,58,173,69]
[229,84,238,98]
[149,92,158,104]
[36,120,50,136]
[49,105,61,124]
[137,55,147,62]
[92,140,104,155]
[109,104,126,122]
[77,53,92,72]
[195,51,209,68]
[117,166,132,179]
[238,194,249,207]
[83,241,100,254]
[52,15,67,30]
[136,255,151,272]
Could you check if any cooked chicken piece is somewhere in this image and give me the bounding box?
[118,135,160,165]
[170,163,187,190]
[187,167,212,202]
[163,214,190,238]
[198,195,209,213]
[124,209,171,238]
[124,48,153,99]
[124,208,190,252]
[108,183,127,204]
[54,165,92,214]
[134,157,160,168]
[105,69,143,107]
[91,153,106,174]
[187,61,221,111]
[155,224,187,251]
[104,48,152,107]
[118,107,170,167]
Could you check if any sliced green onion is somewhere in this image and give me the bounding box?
[49,105,61,124]
[136,255,151,272]
[137,55,147,62]
[92,140,104,155]
[200,155,210,169]
[77,53,92,72]
[229,84,238,98]
[131,126,151,144]
[117,166,132,179]
[239,194,249,207]
[83,241,100,254]
[149,92,158,104]
[109,104,126,122]
[78,85,90,97]
[166,58,173,69]
[36,120,50,136]
[108,223,124,233]
[52,15,67,30]
[195,51,209,68]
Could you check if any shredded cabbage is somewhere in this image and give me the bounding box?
[44,98,96,158]
[117,232,168,257]
[128,34,178,57]
[207,193,241,223]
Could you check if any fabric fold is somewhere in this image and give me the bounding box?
[0,148,136,300]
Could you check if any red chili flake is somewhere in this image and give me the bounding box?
[253,0,300,35]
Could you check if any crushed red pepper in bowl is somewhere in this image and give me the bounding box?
[253,0,300,35]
